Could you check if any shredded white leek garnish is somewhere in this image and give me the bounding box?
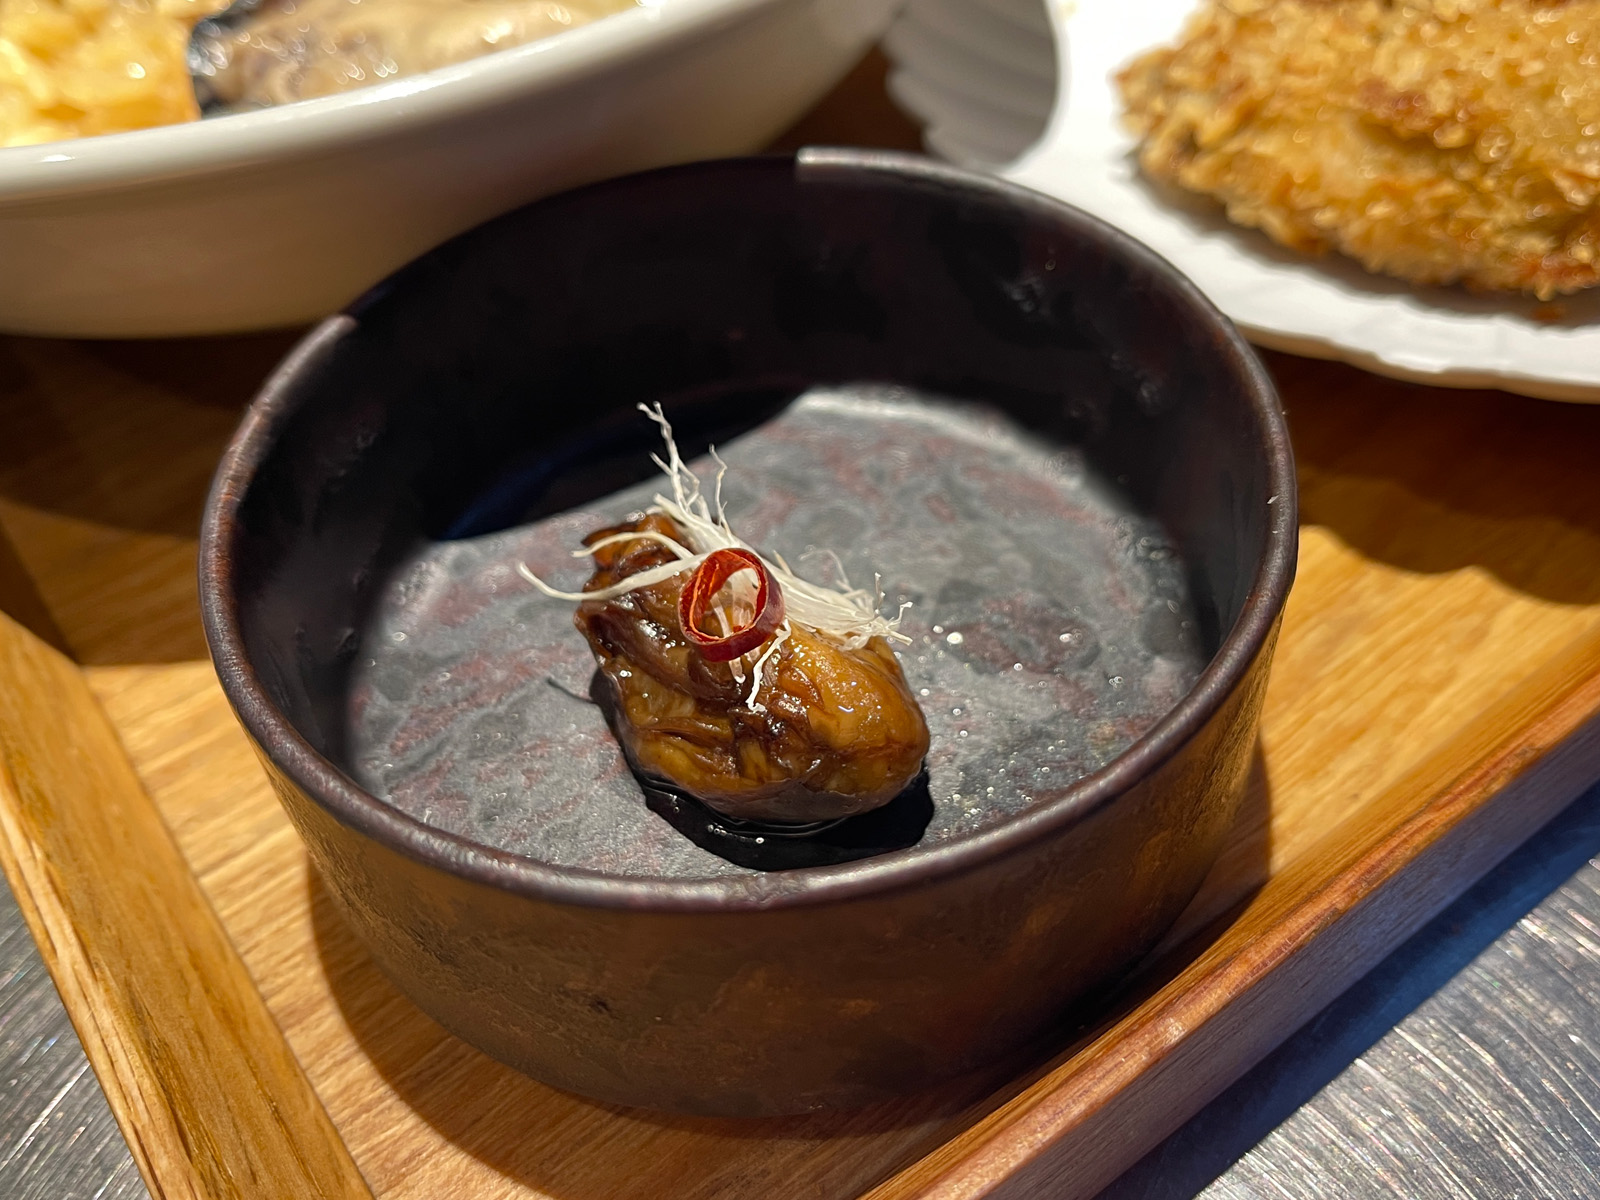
[517,404,910,707]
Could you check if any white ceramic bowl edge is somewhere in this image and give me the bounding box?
[2,0,901,337]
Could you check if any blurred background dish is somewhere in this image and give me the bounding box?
[0,0,214,147]
[0,0,900,337]
[884,0,1600,402]
[0,0,648,149]
[1117,0,1600,303]
[189,0,642,114]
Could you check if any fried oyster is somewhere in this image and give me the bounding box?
[1118,0,1600,298]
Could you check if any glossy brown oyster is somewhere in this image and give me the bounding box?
[574,513,931,824]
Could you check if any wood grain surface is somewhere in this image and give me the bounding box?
[0,595,373,1200]
[1,49,1600,1200]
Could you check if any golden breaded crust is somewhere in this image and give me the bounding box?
[1118,0,1600,298]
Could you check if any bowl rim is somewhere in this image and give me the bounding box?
[199,149,1298,914]
[0,0,784,202]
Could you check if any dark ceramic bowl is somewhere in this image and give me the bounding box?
[200,150,1296,1116]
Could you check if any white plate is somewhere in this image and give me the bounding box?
[885,0,1600,402]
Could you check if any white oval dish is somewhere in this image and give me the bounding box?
[885,0,1600,403]
[1,0,899,337]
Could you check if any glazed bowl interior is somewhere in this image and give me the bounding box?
[207,150,1294,893]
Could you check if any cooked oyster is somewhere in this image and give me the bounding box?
[518,404,929,826]
[574,513,930,823]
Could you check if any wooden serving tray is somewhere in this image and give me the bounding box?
[3,58,1600,1200]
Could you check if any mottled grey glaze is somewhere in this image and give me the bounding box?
[346,390,1204,878]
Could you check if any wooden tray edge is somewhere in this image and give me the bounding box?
[0,610,374,1200]
[873,619,1600,1200]
[4,568,1596,1200]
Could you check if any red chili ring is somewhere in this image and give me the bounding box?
[677,548,785,663]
